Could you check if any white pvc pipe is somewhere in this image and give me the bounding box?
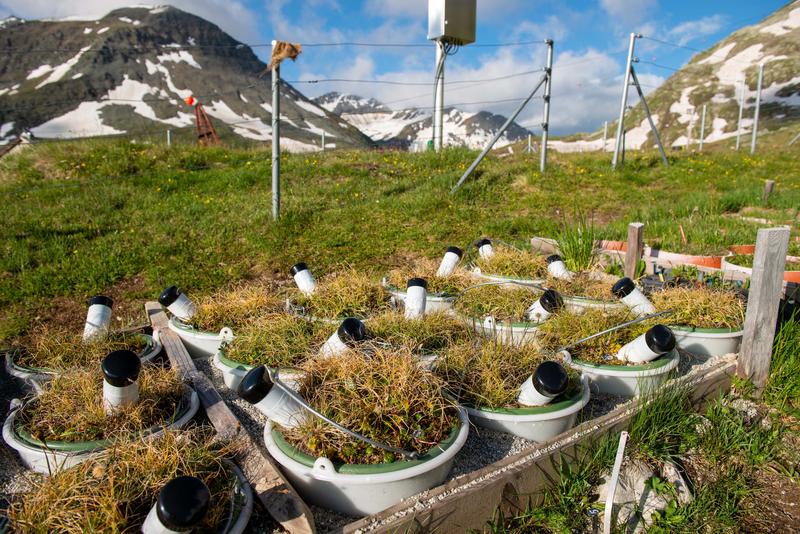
[477,239,494,259]
[612,277,655,316]
[159,286,196,322]
[83,295,113,340]
[517,361,568,406]
[319,330,350,357]
[103,381,138,413]
[546,255,572,280]
[142,476,210,534]
[291,263,317,296]
[101,349,141,413]
[238,366,306,428]
[617,325,675,363]
[524,289,563,322]
[404,278,427,318]
[436,246,463,277]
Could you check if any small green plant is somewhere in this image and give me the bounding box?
[764,313,800,416]
[557,214,596,272]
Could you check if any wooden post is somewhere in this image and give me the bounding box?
[737,227,790,396]
[624,222,644,279]
[145,303,316,533]
[762,180,775,205]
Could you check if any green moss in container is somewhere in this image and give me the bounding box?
[223,313,329,368]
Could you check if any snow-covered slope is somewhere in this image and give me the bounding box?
[553,1,800,153]
[0,6,372,150]
[314,92,531,150]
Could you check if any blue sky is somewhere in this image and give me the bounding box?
[0,0,790,133]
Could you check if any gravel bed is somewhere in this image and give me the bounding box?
[0,368,40,515]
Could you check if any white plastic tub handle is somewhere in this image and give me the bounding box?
[219,327,234,341]
[312,457,336,480]
[483,316,496,329]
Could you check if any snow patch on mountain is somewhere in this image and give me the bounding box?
[760,7,800,35]
[157,51,202,69]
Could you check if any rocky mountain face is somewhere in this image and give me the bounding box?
[0,6,373,150]
[314,91,531,150]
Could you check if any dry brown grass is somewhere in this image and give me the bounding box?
[473,244,548,279]
[187,282,282,331]
[454,284,539,322]
[223,313,330,367]
[293,268,389,319]
[367,310,474,353]
[14,329,148,371]
[545,272,615,301]
[435,340,580,409]
[536,308,651,365]
[282,347,458,464]
[650,286,746,329]
[385,257,478,295]
[18,366,185,443]
[9,430,239,533]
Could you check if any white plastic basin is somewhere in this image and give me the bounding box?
[3,387,200,474]
[565,350,680,396]
[264,407,469,516]
[465,376,590,441]
[670,325,743,359]
[168,317,233,359]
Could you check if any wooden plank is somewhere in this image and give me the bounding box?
[342,357,737,534]
[762,179,775,204]
[624,222,644,279]
[145,302,316,534]
[737,228,790,395]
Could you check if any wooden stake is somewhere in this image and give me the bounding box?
[145,303,316,533]
[624,222,644,279]
[737,227,790,395]
[762,180,775,205]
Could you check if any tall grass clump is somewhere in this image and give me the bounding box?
[222,313,329,368]
[764,314,800,416]
[385,257,477,295]
[14,329,148,371]
[367,310,473,354]
[282,347,458,464]
[292,268,388,319]
[435,341,581,409]
[9,430,238,532]
[187,282,282,331]
[557,215,596,272]
[545,272,615,301]
[650,286,746,329]
[454,284,539,322]
[17,367,185,443]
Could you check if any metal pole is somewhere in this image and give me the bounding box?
[735,79,745,150]
[452,74,548,193]
[789,131,800,146]
[321,131,325,151]
[699,104,706,151]
[434,40,445,152]
[629,67,668,166]
[166,129,171,147]
[750,63,764,155]
[539,39,554,173]
[527,134,532,153]
[271,40,280,221]
[687,108,693,150]
[602,121,608,151]
[612,33,637,169]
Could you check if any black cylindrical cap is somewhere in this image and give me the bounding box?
[476,238,492,248]
[159,285,181,307]
[101,350,141,387]
[89,295,113,308]
[156,476,211,531]
[546,254,563,265]
[534,361,569,397]
[290,262,309,276]
[446,246,464,258]
[539,289,564,313]
[338,317,368,345]
[238,365,273,404]
[611,277,636,298]
[407,278,428,290]
[645,325,676,354]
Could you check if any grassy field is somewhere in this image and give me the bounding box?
[1,138,799,342]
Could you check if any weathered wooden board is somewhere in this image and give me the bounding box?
[342,357,737,534]
[145,302,316,534]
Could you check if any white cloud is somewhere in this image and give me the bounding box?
[600,0,658,25]
[0,0,262,44]
[667,14,727,45]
